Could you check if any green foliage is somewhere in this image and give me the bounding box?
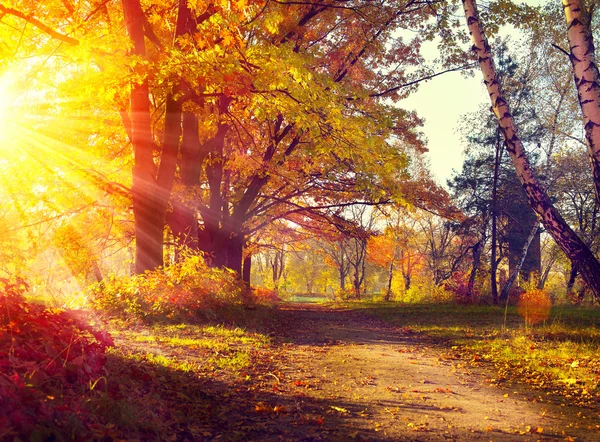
[0,277,113,440]
[87,255,247,322]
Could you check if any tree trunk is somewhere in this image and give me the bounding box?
[243,253,252,284]
[122,0,162,273]
[227,235,244,275]
[339,249,347,290]
[563,0,600,206]
[538,259,554,290]
[385,260,394,301]
[122,0,190,273]
[467,240,483,300]
[463,0,600,300]
[500,222,539,301]
[566,263,577,296]
[468,213,488,300]
[490,133,501,304]
[91,260,103,283]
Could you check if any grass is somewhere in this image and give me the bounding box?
[110,322,271,374]
[354,302,600,407]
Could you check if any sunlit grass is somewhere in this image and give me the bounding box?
[111,322,270,374]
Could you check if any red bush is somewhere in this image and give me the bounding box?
[443,272,479,304]
[0,277,113,439]
[252,286,281,304]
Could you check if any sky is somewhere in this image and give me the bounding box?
[403,0,544,186]
[402,65,488,186]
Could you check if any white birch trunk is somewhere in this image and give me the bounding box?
[563,0,600,204]
[462,0,600,299]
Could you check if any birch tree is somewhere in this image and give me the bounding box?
[562,0,600,205]
[462,0,600,299]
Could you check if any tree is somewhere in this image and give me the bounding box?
[416,212,469,286]
[562,0,600,205]
[462,0,600,299]
[451,39,545,303]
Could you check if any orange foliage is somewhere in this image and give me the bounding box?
[252,286,281,304]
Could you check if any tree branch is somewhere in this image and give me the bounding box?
[0,5,79,45]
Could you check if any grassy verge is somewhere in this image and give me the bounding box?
[80,316,279,440]
[354,302,600,409]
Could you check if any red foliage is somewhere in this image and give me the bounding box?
[0,277,113,439]
[252,286,281,303]
[443,272,479,304]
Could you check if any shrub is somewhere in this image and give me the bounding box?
[401,277,454,303]
[0,277,113,440]
[87,255,247,322]
[251,286,281,304]
[335,287,357,300]
[443,272,480,304]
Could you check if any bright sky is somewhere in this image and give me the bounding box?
[404,0,543,186]
[402,63,488,186]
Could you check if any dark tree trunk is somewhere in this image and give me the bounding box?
[385,260,394,301]
[566,264,577,296]
[227,235,244,275]
[467,240,483,300]
[467,213,488,300]
[507,214,541,282]
[490,130,502,304]
[243,253,252,284]
[403,273,411,291]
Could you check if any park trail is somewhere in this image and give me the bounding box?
[114,303,598,441]
[258,303,595,441]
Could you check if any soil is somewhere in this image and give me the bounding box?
[267,303,597,441]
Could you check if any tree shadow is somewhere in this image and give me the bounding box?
[92,351,397,442]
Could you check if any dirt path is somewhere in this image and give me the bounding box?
[269,303,594,441]
[111,303,597,441]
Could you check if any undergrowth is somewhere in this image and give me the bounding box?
[0,277,113,441]
[87,255,280,324]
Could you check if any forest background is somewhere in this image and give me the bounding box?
[3,0,600,439]
[0,0,596,306]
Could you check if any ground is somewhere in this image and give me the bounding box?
[108,303,599,441]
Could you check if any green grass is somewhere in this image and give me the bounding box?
[112,322,270,374]
[354,302,600,406]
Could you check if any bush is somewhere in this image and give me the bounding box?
[87,255,247,322]
[335,287,358,300]
[251,286,281,304]
[401,277,454,303]
[0,277,113,440]
[443,272,481,304]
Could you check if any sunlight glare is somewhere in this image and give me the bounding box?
[0,69,20,142]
